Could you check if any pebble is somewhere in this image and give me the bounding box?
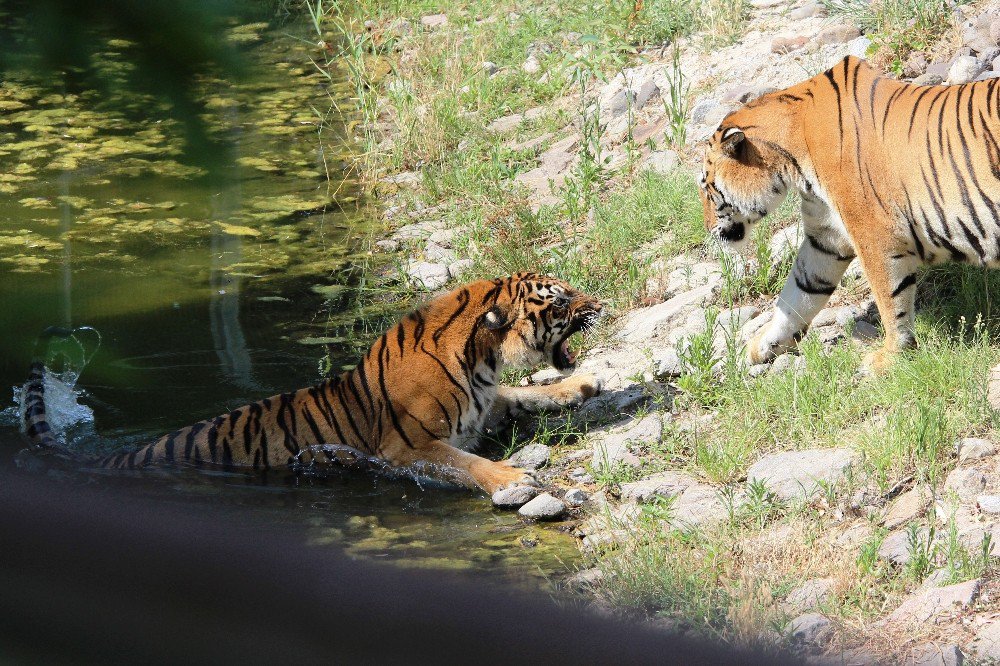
[492,485,538,508]
[420,13,448,29]
[507,443,550,470]
[518,492,566,520]
[787,613,832,645]
[814,24,861,46]
[948,55,984,84]
[957,437,996,462]
[564,488,589,506]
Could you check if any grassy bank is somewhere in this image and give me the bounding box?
[321,0,1000,656]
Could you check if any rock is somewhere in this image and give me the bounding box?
[375,239,400,252]
[670,484,729,529]
[835,522,873,550]
[690,98,720,125]
[656,262,722,297]
[976,71,1000,80]
[746,448,858,502]
[812,305,862,329]
[522,55,540,74]
[907,644,963,666]
[789,2,824,20]
[912,73,944,86]
[887,579,981,624]
[618,283,716,342]
[884,486,930,529]
[721,84,776,105]
[993,19,1000,46]
[716,306,758,333]
[850,320,880,343]
[989,363,1000,411]
[768,353,805,376]
[428,228,459,247]
[391,219,445,241]
[406,261,450,290]
[381,171,422,188]
[620,471,695,503]
[591,440,641,473]
[771,36,809,54]
[492,485,538,508]
[481,61,499,76]
[569,467,594,484]
[519,492,566,520]
[564,488,589,506]
[846,36,872,59]
[967,620,1000,661]
[948,55,984,84]
[770,223,802,267]
[448,259,474,279]
[420,13,448,28]
[878,527,929,565]
[904,52,929,78]
[652,348,683,378]
[944,467,987,502]
[424,241,457,264]
[599,67,660,120]
[926,61,952,79]
[815,24,861,46]
[507,443,550,470]
[565,567,603,592]
[641,150,678,175]
[787,613,832,645]
[783,578,836,614]
[978,495,1000,514]
[957,437,995,462]
[487,113,523,133]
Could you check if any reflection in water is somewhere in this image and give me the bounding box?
[209,104,256,391]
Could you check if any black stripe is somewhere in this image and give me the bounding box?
[891,274,916,298]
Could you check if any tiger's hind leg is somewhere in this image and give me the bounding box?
[748,231,855,364]
[854,244,920,374]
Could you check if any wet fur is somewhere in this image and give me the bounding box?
[22,273,603,494]
[700,56,1000,371]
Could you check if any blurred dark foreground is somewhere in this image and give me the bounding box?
[0,467,802,665]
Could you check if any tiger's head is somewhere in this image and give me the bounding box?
[481,273,603,372]
[700,126,790,253]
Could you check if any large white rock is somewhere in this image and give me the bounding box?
[406,261,450,290]
[887,579,981,624]
[746,448,858,502]
[618,283,716,342]
[518,492,566,520]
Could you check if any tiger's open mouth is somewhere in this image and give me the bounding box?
[552,312,598,371]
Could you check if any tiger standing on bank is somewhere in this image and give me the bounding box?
[700,55,1000,372]
[22,273,603,498]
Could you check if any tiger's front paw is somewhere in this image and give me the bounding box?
[861,347,895,376]
[747,325,800,365]
[552,373,602,406]
[479,461,538,496]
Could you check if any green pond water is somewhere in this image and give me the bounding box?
[0,14,580,587]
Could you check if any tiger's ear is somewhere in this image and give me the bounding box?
[482,306,510,330]
[720,127,745,155]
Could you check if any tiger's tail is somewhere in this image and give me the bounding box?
[20,328,91,464]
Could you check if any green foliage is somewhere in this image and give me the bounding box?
[823,0,968,75]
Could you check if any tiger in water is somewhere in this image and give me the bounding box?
[700,55,1000,372]
[22,273,603,497]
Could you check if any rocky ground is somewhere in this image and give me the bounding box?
[354,0,1000,663]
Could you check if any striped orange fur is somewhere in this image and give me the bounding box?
[700,56,1000,371]
[22,273,603,494]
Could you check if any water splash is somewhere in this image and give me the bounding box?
[1,326,101,448]
[293,444,477,490]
